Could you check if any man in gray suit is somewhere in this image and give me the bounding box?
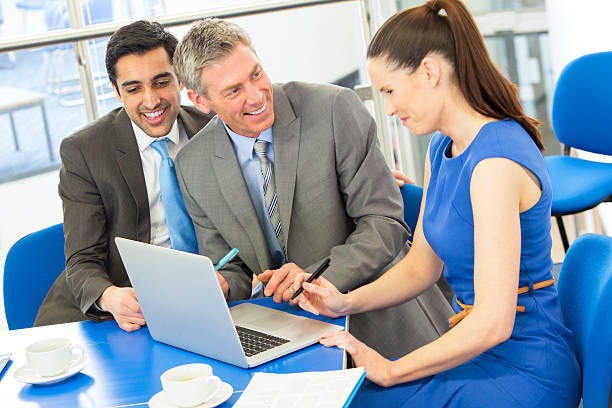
[35,21,213,331]
[173,19,451,358]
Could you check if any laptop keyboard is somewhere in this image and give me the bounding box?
[235,326,290,357]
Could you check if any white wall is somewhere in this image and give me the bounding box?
[545,0,612,235]
[0,171,63,331]
[546,0,612,79]
[170,2,366,85]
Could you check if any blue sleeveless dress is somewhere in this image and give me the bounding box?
[353,120,581,407]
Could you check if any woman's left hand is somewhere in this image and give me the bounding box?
[392,170,416,187]
[320,331,395,387]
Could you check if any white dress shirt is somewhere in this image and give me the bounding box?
[131,119,188,248]
[92,119,189,313]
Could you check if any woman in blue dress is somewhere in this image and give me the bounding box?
[289,0,581,406]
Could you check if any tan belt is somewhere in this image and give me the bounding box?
[447,278,555,329]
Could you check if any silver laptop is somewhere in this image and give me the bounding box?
[115,237,343,368]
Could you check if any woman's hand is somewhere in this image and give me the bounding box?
[320,331,395,387]
[392,170,416,187]
[289,273,349,318]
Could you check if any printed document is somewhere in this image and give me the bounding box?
[234,367,366,408]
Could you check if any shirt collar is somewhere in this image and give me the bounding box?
[223,122,273,166]
[132,119,181,152]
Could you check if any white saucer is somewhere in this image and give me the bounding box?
[13,356,90,385]
[148,381,233,408]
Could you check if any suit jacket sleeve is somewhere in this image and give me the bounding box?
[176,160,254,300]
[322,88,410,292]
[59,137,114,319]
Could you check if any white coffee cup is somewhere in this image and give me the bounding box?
[25,338,85,377]
[161,363,222,407]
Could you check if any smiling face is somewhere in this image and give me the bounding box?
[368,56,443,136]
[188,43,274,138]
[112,46,182,138]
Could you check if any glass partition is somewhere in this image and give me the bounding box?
[0,44,88,183]
[389,0,555,183]
[469,0,546,14]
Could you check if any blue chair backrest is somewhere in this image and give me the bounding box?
[3,223,65,330]
[552,51,612,155]
[399,184,423,236]
[558,233,612,407]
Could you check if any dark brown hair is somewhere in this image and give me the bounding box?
[367,0,543,150]
[106,20,178,94]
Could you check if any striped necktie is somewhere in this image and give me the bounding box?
[253,139,285,251]
[150,138,198,253]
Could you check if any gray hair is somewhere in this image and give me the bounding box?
[173,18,254,96]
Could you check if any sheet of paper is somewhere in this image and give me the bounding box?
[234,367,365,408]
[0,353,11,377]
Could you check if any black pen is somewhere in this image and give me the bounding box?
[289,258,331,301]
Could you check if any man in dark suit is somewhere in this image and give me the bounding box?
[172,19,451,358]
[35,21,213,331]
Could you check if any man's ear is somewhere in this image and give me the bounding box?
[187,89,212,114]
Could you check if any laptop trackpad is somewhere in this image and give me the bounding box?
[230,303,304,332]
[248,315,300,331]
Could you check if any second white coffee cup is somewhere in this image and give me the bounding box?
[161,363,222,407]
[25,338,86,377]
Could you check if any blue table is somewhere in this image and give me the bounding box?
[0,298,346,407]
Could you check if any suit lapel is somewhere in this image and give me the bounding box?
[114,109,150,243]
[179,107,209,138]
[272,85,300,255]
[211,119,273,272]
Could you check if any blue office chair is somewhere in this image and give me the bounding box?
[399,184,423,236]
[545,51,612,252]
[400,183,455,304]
[3,223,65,330]
[558,233,612,407]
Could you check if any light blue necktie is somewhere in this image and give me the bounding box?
[150,138,198,253]
[254,139,286,252]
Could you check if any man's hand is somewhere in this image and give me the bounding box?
[392,170,416,187]
[216,272,230,300]
[257,263,305,303]
[98,286,145,332]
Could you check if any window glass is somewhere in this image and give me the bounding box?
[0,0,68,38]
[485,32,557,154]
[458,0,546,14]
[93,2,365,116]
[395,0,555,184]
[176,2,364,87]
[110,1,289,24]
[0,0,98,182]
[85,35,120,115]
[0,44,88,183]
[2,1,365,183]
